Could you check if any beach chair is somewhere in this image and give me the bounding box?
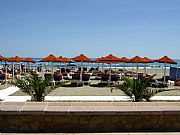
[53,74,63,85]
[101,74,110,84]
[71,73,83,86]
[175,79,180,86]
[82,74,91,85]
[71,73,91,86]
[44,73,52,81]
[44,73,55,85]
[54,74,62,81]
[0,74,6,84]
[100,74,119,85]
[151,79,168,88]
[62,73,70,80]
[110,74,118,82]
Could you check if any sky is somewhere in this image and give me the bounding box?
[0,0,180,59]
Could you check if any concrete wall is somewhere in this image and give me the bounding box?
[0,102,180,133]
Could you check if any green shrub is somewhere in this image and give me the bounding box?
[13,73,49,101]
[117,75,155,102]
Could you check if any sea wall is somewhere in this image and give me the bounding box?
[0,102,180,133]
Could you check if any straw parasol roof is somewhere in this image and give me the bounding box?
[142,57,154,63]
[154,56,177,64]
[95,57,106,63]
[8,56,23,62]
[0,55,7,61]
[120,57,129,63]
[100,54,121,63]
[57,56,72,63]
[22,57,35,63]
[40,54,57,62]
[56,56,64,62]
[62,57,72,63]
[72,54,92,62]
[93,57,103,63]
[129,56,144,63]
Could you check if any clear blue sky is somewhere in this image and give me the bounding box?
[0,0,180,59]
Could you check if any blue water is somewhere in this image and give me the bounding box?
[31,58,180,68]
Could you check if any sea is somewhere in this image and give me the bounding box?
[31,58,180,69]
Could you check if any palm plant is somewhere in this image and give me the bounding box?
[13,73,49,101]
[118,75,155,102]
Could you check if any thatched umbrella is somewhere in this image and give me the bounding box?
[72,54,92,81]
[155,56,177,82]
[40,54,57,75]
[142,57,154,75]
[8,56,23,79]
[129,56,144,78]
[120,57,130,74]
[100,54,121,81]
[0,55,8,82]
[22,57,35,73]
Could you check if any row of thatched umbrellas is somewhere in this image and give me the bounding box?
[0,54,177,82]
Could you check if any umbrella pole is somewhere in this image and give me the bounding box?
[65,62,67,73]
[27,62,31,73]
[5,61,7,85]
[109,63,112,81]
[98,63,99,71]
[19,62,22,75]
[115,63,116,72]
[176,67,178,80]
[80,61,83,81]
[102,63,104,73]
[60,62,62,74]
[132,63,134,77]
[51,61,53,76]
[136,63,138,79]
[164,62,166,83]
[144,63,146,75]
[12,62,14,81]
[33,63,36,72]
[123,62,125,74]
[25,62,27,74]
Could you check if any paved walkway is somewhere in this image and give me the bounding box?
[151,96,180,101]
[0,86,19,100]
[45,96,131,101]
[1,86,180,102]
[2,96,31,102]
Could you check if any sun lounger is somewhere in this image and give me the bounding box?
[151,79,168,88]
[44,73,52,81]
[82,74,91,85]
[0,74,6,83]
[175,79,180,86]
[100,74,119,84]
[54,74,62,81]
[71,73,91,86]
[62,73,70,80]
[71,74,82,86]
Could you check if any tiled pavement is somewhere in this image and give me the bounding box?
[0,86,19,100]
[1,86,180,102]
[1,101,180,115]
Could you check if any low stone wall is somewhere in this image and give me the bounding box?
[0,102,180,133]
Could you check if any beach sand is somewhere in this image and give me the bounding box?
[0,83,11,90]
[100,67,169,79]
[48,85,125,96]
[48,67,169,79]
